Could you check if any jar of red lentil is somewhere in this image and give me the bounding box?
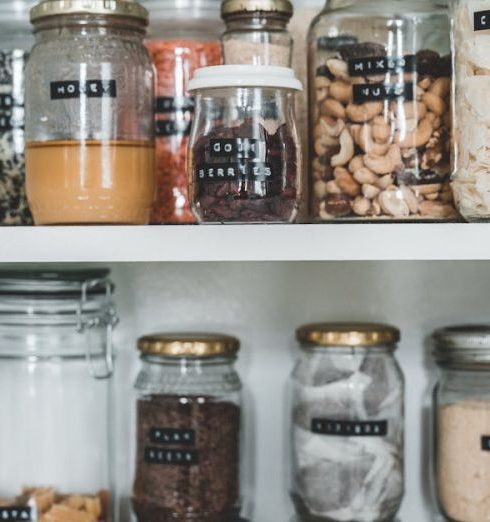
[141,0,223,224]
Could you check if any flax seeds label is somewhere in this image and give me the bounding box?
[353,82,415,104]
[481,436,490,450]
[0,507,32,520]
[312,419,388,437]
[150,427,195,445]
[474,10,490,31]
[144,447,199,465]
[50,80,117,100]
[348,55,416,77]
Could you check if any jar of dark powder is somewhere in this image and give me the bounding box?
[132,332,244,522]
[188,65,302,223]
[290,323,404,522]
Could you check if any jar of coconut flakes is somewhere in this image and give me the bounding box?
[290,322,404,522]
[432,325,490,522]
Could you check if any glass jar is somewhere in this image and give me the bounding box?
[309,0,457,221]
[0,268,118,520]
[132,333,244,521]
[221,0,294,67]
[451,0,490,221]
[188,65,302,223]
[25,0,155,225]
[0,1,34,225]
[142,0,222,225]
[290,323,404,522]
[432,325,490,522]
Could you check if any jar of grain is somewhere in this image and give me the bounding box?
[221,0,294,67]
[432,325,490,522]
[309,0,457,222]
[132,332,247,521]
[290,322,404,522]
[25,0,155,225]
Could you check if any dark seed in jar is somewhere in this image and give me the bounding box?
[337,42,386,61]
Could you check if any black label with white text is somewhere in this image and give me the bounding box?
[0,507,32,521]
[209,138,266,161]
[348,55,416,77]
[353,82,414,103]
[155,96,194,113]
[144,446,198,465]
[312,419,388,437]
[155,119,192,137]
[197,162,273,182]
[475,10,490,31]
[50,80,117,100]
[481,436,490,450]
[150,427,195,445]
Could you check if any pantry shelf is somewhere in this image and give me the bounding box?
[0,223,488,262]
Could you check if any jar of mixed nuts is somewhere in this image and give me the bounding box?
[132,333,245,521]
[25,0,155,225]
[309,0,457,221]
[221,0,294,67]
[188,65,302,223]
[432,326,490,522]
[290,323,404,522]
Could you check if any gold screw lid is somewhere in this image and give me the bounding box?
[221,0,293,18]
[31,0,148,23]
[138,332,240,358]
[296,322,400,349]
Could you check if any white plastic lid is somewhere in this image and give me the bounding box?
[188,65,303,91]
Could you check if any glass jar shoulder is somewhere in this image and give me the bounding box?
[436,368,490,405]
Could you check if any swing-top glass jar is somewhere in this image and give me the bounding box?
[221,0,294,66]
[0,269,118,521]
[25,0,155,225]
[132,332,244,522]
[309,0,457,221]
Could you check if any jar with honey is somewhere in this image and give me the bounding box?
[25,0,155,225]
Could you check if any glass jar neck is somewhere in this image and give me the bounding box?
[32,13,147,40]
[224,12,290,31]
[301,344,396,356]
[141,355,237,371]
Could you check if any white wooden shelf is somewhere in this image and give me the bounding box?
[0,223,488,262]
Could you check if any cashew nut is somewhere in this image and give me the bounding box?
[331,128,355,167]
[362,183,380,199]
[397,117,433,149]
[378,189,410,217]
[422,92,446,116]
[314,133,339,156]
[321,98,346,119]
[329,81,353,104]
[376,174,393,189]
[353,167,378,185]
[325,180,342,195]
[334,168,361,197]
[319,117,345,138]
[354,124,390,155]
[314,180,328,199]
[429,77,450,98]
[346,102,383,123]
[391,101,427,121]
[400,185,419,214]
[315,76,330,103]
[372,119,392,143]
[415,183,442,195]
[326,58,349,80]
[419,200,456,218]
[348,155,364,174]
[364,144,402,175]
[352,196,371,216]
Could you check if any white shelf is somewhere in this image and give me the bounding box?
[0,223,488,262]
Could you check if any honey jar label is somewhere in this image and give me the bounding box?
[155,96,194,113]
[474,10,490,31]
[0,507,32,520]
[348,55,416,77]
[150,427,195,445]
[144,447,199,465]
[311,419,388,437]
[50,80,116,100]
[353,82,415,104]
[481,436,490,450]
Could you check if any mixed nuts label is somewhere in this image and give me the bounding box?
[474,10,490,31]
[150,427,195,445]
[144,447,199,465]
[50,80,117,100]
[348,55,416,76]
[352,82,415,104]
[0,507,32,521]
[312,419,388,437]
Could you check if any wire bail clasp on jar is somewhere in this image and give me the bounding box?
[77,277,118,380]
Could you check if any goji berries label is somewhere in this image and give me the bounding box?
[150,427,196,445]
[0,507,32,520]
[209,138,266,161]
[50,80,116,100]
[197,162,273,181]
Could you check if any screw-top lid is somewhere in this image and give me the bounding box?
[30,0,148,23]
[433,325,490,368]
[296,322,400,349]
[138,332,240,358]
[188,65,302,91]
[221,0,293,18]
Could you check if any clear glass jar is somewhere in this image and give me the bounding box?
[451,0,490,221]
[142,0,222,225]
[432,326,490,522]
[0,1,34,226]
[188,65,302,223]
[0,268,117,520]
[221,0,293,67]
[309,0,457,221]
[25,0,155,225]
[290,323,404,522]
[131,333,244,522]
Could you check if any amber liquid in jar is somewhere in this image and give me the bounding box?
[26,140,155,225]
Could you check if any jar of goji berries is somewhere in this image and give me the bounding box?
[188,65,302,223]
[142,0,223,224]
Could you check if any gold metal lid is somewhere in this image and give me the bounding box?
[138,332,240,358]
[31,0,148,23]
[221,0,293,17]
[296,322,400,348]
